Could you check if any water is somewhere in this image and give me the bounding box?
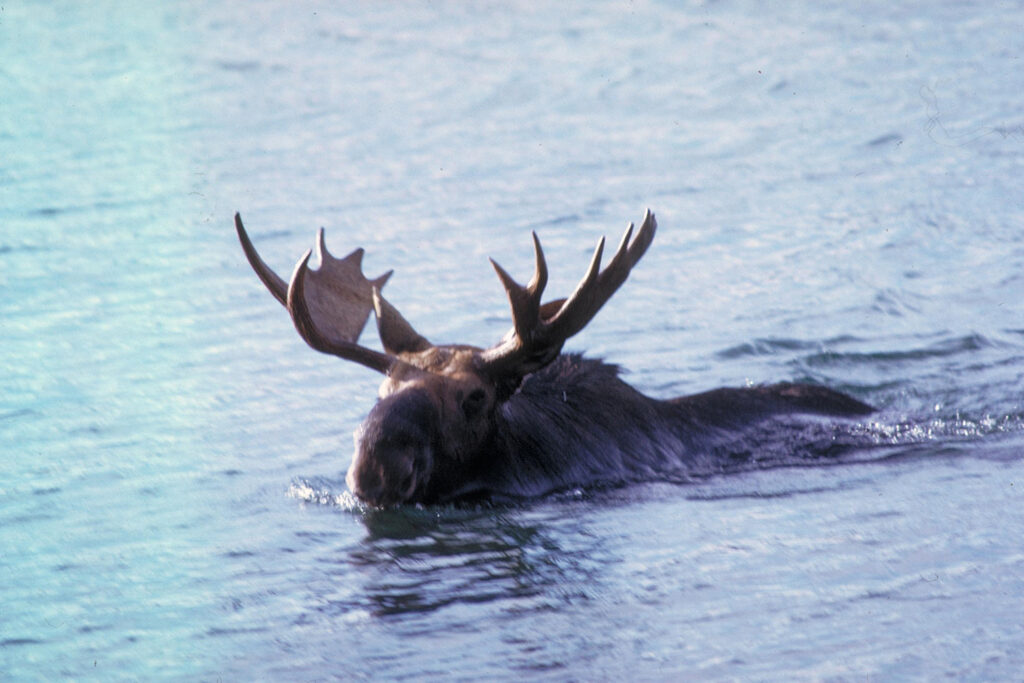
[2,1,1023,679]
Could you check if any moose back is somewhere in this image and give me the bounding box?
[235,210,872,507]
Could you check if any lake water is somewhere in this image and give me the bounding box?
[3,1,1023,679]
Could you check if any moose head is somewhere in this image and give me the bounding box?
[235,211,657,506]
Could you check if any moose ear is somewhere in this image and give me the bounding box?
[372,287,433,355]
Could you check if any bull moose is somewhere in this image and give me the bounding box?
[235,210,873,507]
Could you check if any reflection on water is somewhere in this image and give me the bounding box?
[291,480,608,620]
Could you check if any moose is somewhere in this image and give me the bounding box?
[235,210,873,507]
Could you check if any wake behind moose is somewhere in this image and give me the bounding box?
[235,210,872,507]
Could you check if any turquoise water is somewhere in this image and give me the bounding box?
[2,2,1023,679]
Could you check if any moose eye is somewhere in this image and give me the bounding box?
[461,389,487,418]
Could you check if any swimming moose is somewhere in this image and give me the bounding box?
[235,210,872,507]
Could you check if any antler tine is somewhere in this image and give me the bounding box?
[235,213,288,306]
[490,253,543,343]
[527,232,548,296]
[629,208,657,266]
[481,210,657,379]
[543,210,655,341]
[545,236,605,339]
[372,286,433,355]
[287,251,397,374]
[588,208,655,298]
[603,223,636,283]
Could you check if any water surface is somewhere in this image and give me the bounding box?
[2,2,1023,679]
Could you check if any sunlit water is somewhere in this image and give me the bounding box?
[3,1,1023,679]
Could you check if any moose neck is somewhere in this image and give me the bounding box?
[440,353,875,504]
[465,354,694,501]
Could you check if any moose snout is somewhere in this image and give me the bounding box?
[346,445,429,507]
[347,389,437,507]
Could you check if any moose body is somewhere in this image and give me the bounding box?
[235,210,872,507]
[371,353,872,504]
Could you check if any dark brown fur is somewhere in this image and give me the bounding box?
[347,353,872,505]
[234,211,873,507]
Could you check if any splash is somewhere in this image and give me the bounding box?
[852,412,1024,448]
[287,479,366,511]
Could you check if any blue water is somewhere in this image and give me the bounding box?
[3,1,1023,679]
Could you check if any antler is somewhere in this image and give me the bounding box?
[480,209,657,376]
[235,213,422,374]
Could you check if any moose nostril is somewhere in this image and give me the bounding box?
[355,478,383,506]
[398,456,419,495]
